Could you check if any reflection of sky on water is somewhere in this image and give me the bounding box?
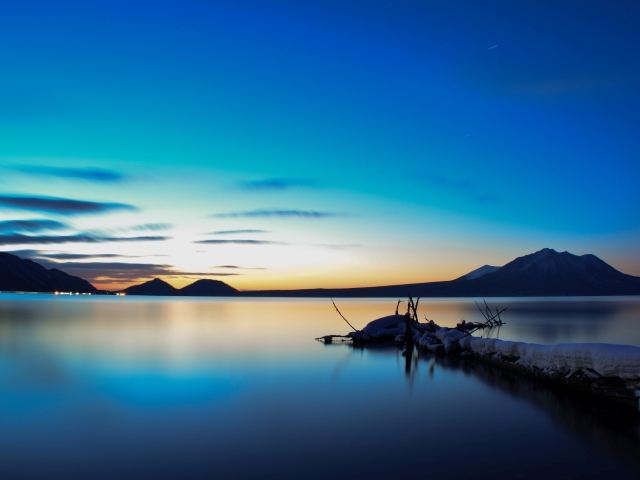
[0,295,638,479]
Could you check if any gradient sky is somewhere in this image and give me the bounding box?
[1,0,639,290]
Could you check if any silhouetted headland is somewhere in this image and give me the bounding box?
[0,251,97,293]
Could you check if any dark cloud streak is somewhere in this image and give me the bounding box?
[0,234,170,245]
[193,239,285,245]
[130,223,173,232]
[11,165,125,182]
[0,195,137,215]
[9,250,146,260]
[211,265,266,270]
[211,209,336,219]
[239,178,318,191]
[34,261,243,284]
[209,229,269,235]
[0,219,68,233]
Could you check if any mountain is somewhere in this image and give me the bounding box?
[118,248,640,298]
[179,279,239,296]
[123,278,179,296]
[0,252,97,293]
[122,278,238,296]
[241,249,640,297]
[456,265,500,281]
[457,248,640,296]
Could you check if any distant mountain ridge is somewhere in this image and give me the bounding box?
[238,248,640,297]
[3,248,640,297]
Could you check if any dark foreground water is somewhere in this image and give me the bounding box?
[0,295,639,479]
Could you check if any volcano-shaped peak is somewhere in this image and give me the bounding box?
[123,278,178,296]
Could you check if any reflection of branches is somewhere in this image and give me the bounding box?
[331,351,353,383]
[428,359,435,378]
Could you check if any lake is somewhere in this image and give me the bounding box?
[0,295,639,479]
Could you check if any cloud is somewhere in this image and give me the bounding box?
[193,239,285,245]
[211,265,266,270]
[164,273,241,278]
[0,219,68,233]
[211,209,337,219]
[0,234,170,246]
[0,195,137,215]
[41,261,175,281]
[8,250,145,260]
[239,178,318,190]
[34,260,243,284]
[208,229,269,235]
[316,244,361,250]
[130,223,173,232]
[10,165,125,182]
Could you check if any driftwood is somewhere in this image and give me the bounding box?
[319,297,506,347]
[331,297,357,332]
[317,298,640,412]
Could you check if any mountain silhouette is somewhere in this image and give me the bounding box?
[179,279,239,296]
[240,248,640,297]
[457,248,640,296]
[122,278,239,296]
[4,248,639,298]
[123,278,178,296]
[0,251,97,293]
[456,264,500,281]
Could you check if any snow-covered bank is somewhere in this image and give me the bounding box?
[458,337,640,380]
[338,314,640,411]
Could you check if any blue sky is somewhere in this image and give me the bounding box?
[1,0,639,290]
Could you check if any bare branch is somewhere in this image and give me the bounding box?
[331,298,358,332]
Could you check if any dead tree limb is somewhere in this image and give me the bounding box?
[395,300,404,315]
[331,298,358,332]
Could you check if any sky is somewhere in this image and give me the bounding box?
[1,0,639,291]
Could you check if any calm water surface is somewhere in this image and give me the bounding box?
[1,295,639,479]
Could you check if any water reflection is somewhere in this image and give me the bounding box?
[1,295,640,479]
[352,342,640,467]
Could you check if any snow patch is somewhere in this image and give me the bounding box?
[458,337,640,380]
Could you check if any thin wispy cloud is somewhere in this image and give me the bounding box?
[9,250,147,260]
[0,195,137,215]
[211,265,266,270]
[209,229,269,235]
[193,239,285,245]
[164,273,241,277]
[0,234,170,246]
[239,178,319,191]
[130,223,173,232]
[211,209,337,219]
[11,165,126,182]
[35,261,243,284]
[40,262,175,281]
[0,219,68,233]
[316,244,361,250]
